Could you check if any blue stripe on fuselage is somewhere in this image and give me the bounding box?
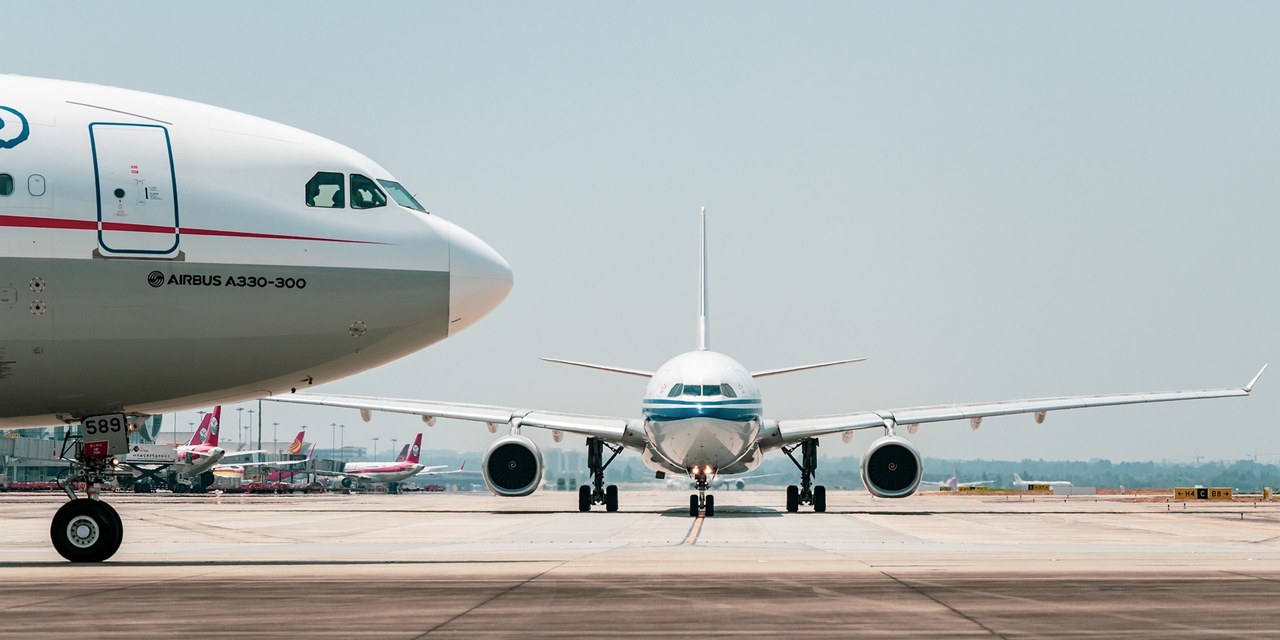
[642,398,761,422]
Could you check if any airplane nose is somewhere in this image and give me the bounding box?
[447,222,513,336]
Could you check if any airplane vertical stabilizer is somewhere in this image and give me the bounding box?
[406,433,423,464]
[697,206,709,351]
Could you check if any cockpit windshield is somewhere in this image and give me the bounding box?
[679,384,726,397]
[378,179,426,212]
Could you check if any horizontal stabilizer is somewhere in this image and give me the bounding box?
[540,358,653,377]
[751,357,867,378]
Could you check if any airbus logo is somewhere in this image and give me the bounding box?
[147,271,165,288]
[0,106,30,150]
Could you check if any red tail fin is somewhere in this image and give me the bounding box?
[288,430,305,455]
[394,444,410,462]
[190,407,221,446]
[406,433,423,464]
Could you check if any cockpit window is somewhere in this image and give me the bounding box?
[667,384,684,398]
[378,179,427,212]
[305,172,344,208]
[350,174,387,209]
[720,384,737,398]
[680,384,723,397]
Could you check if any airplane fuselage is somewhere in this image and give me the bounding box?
[0,75,511,428]
[340,461,425,484]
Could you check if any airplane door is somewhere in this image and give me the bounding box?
[90,123,180,256]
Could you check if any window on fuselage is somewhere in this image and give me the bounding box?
[0,174,12,196]
[667,384,684,398]
[378,179,427,212]
[350,174,387,209]
[305,172,345,208]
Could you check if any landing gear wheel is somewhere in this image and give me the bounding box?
[50,499,121,563]
[578,485,592,512]
[786,485,800,513]
[605,484,619,512]
[689,494,700,517]
[704,494,715,517]
[814,485,827,513]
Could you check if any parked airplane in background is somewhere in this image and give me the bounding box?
[320,433,463,492]
[276,208,1265,518]
[921,475,995,491]
[0,75,511,561]
[1012,473,1073,489]
[215,433,315,484]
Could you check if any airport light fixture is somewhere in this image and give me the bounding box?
[391,438,398,463]
[339,424,345,462]
[372,437,380,461]
[248,409,256,451]
[236,407,244,443]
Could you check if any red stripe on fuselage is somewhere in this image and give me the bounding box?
[0,214,388,245]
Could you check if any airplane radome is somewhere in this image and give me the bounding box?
[0,75,512,562]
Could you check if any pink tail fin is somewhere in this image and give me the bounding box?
[406,433,423,464]
[190,407,221,446]
[395,444,411,462]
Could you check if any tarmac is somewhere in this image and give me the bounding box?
[1,489,1278,638]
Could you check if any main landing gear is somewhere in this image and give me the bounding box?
[783,438,826,513]
[689,467,715,517]
[51,440,124,562]
[578,437,622,512]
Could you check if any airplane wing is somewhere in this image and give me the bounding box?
[220,458,312,469]
[957,480,996,488]
[416,465,467,477]
[268,394,631,442]
[772,365,1266,444]
[220,449,269,461]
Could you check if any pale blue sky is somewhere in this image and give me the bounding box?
[7,2,1277,461]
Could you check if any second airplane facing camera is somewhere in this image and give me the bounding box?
[276,208,1265,517]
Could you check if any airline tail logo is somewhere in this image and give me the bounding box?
[406,434,423,464]
[289,431,305,454]
[204,407,222,446]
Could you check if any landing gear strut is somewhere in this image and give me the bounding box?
[689,468,715,517]
[578,437,622,512]
[52,436,124,562]
[783,438,826,513]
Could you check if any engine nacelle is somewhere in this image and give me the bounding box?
[860,435,922,498]
[482,434,544,497]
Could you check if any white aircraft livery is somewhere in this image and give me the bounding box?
[276,207,1264,519]
[0,75,512,561]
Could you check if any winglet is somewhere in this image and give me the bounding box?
[1245,364,1268,393]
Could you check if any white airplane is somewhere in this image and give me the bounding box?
[1011,473,1072,489]
[276,209,1264,518]
[0,76,512,561]
[920,475,995,491]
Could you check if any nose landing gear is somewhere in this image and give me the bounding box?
[689,468,715,517]
[51,436,125,562]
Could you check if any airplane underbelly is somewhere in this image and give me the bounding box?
[646,418,758,471]
[0,257,449,425]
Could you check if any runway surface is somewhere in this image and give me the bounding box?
[1,490,1278,638]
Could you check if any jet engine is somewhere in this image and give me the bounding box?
[859,435,922,498]
[482,434,544,497]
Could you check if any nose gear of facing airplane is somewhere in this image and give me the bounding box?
[578,437,623,512]
[50,430,126,562]
[782,437,826,513]
[688,466,716,517]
